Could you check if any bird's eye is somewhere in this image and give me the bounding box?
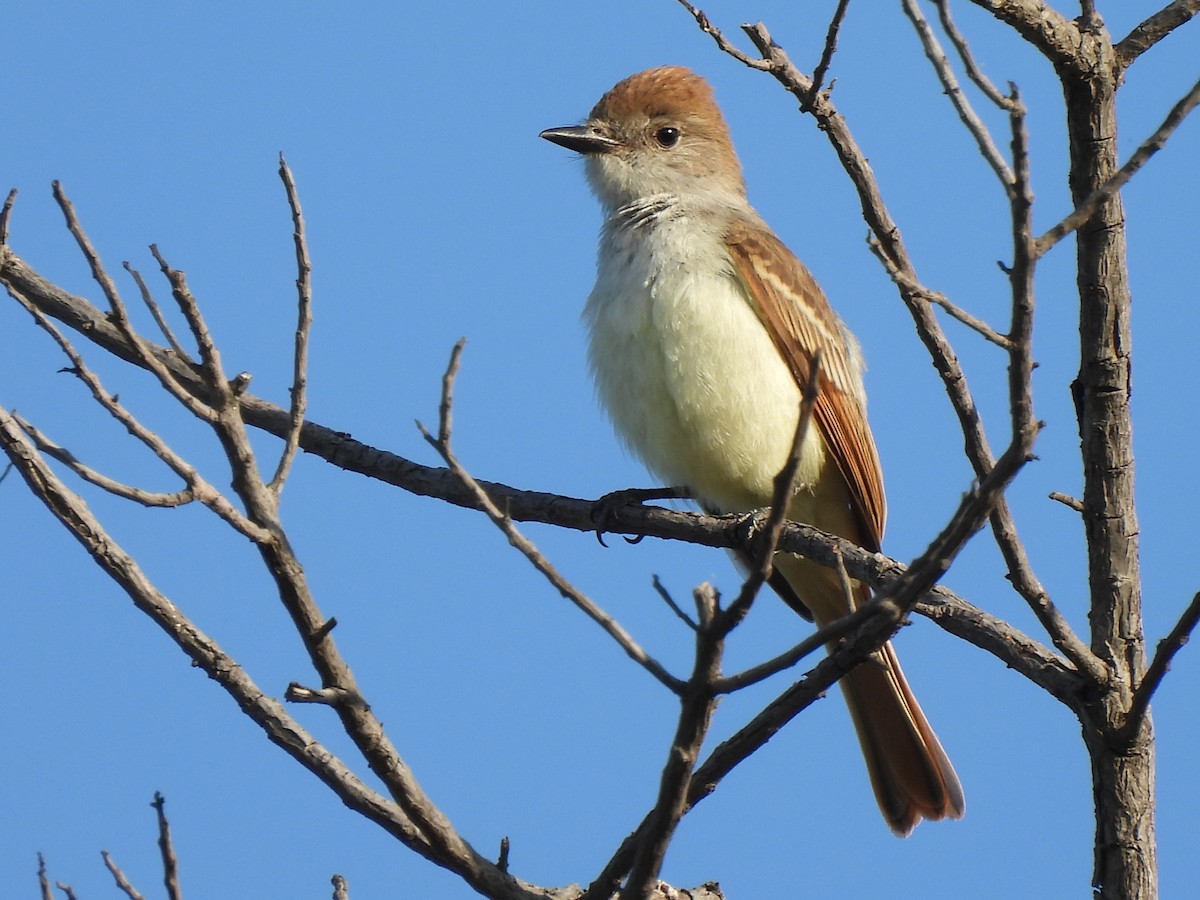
[654,126,681,148]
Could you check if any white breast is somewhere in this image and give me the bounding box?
[584,207,824,513]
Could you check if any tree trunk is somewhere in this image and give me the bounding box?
[1062,31,1156,900]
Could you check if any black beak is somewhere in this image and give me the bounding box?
[539,125,620,155]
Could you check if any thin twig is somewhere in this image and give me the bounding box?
[1034,75,1200,257]
[933,0,1017,110]
[807,0,851,108]
[1116,590,1200,746]
[902,0,1015,192]
[652,574,699,631]
[674,0,770,69]
[148,245,226,388]
[867,238,1013,349]
[418,342,685,694]
[976,87,1104,679]
[52,182,128,318]
[8,284,269,539]
[269,154,313,493]
[48,190,217,423]
[716,590,878,692]
[1049,491,1084,512]
[14,413,194,507]
[123,261,191,361]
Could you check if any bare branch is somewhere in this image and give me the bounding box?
[123,260,191,362]
[1115,0,1200,69]
[418,342,685,694]
[14,413,194,507]
[52,181,127,312]
[7,283,271,540]
[902,0,1015,191]
[716,588,885,693]
[933,0,1017,110]
[102,850,146,900]
[652,574,699,631]
[269,154,313,493]
[38,853,53,900]
[674,0,770,69]
[0,188,16,246]
[50,189,213,423]
[807,0,851,107]
[624,583,724,896]
[1049,491,1084,512]
[587,583,914,897]
[1004,87,1037,444]
[964,0,1080,73]
[1117,590,1200,746]
[1034,75,1200,257]
[867,238,1013,349]
[151,793,183,900]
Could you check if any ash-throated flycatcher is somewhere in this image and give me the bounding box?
[541,66,964,835]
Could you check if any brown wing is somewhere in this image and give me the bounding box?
[724,218,886,551]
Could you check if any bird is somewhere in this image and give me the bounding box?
[540,66,964,835]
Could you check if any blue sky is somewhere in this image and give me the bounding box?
[3,2,1198,897]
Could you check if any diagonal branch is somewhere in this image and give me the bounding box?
[868,243,1013,349]
[1034,75,1200,257]
[1115,0,1200,69]
[965,0,1081,73]
[0,404,436,859]
[585,576,917,898]
[14,414,193,508]
[102,850,146,900]
[1115,590,1200,746]
[674,0,769,69]
[123,261,191,361]
[50,185,217,425]
[902,0,1015,192]
[418,340,685,694]
[807,0,851,107]
[933,0,1017,110]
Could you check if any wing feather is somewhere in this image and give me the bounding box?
[724,219,886,550]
